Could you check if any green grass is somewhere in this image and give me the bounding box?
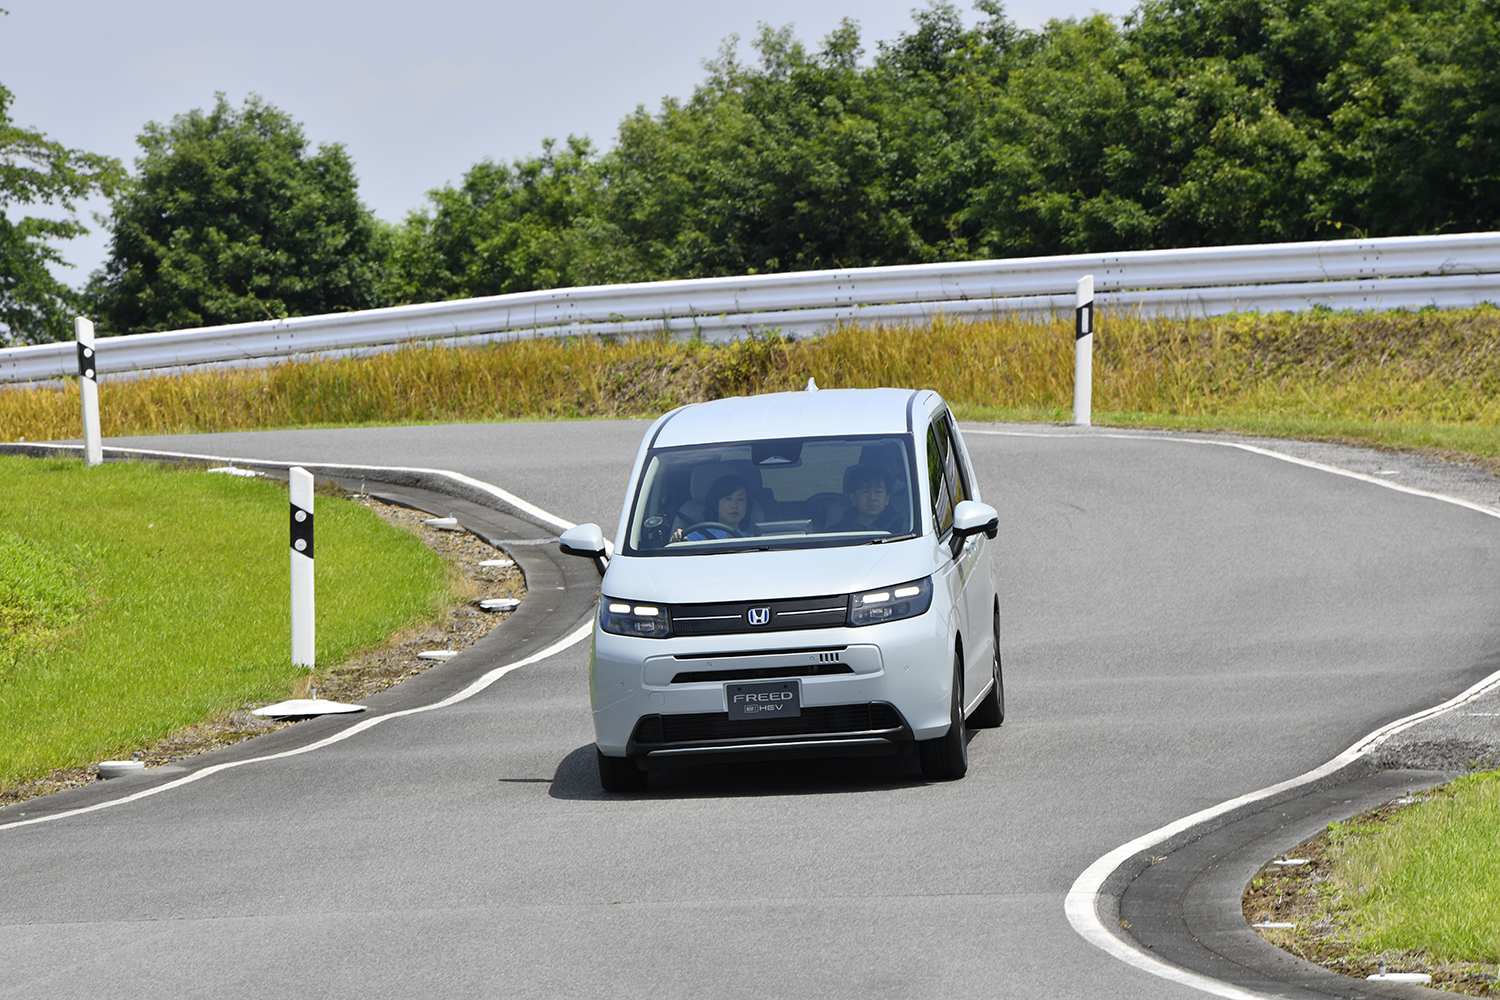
[0,531,90,666]
[1325,770,1500,963]
[0,456,449,790]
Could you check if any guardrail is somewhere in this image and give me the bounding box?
[3,231,1497,384]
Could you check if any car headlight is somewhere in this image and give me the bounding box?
[600,598,672,638]
[847,576,933,627]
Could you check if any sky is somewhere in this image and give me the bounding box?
[1,0,1139,287]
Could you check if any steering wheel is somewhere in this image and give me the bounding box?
[681,521,738,538]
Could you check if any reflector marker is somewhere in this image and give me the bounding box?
[76,342,96,381]
[289,503,314,559]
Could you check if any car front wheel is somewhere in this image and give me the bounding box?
[971,605,1005,729]
[919,654,969,781]
[597,749,648,792]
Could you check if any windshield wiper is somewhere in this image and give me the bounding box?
[869,533,916,545]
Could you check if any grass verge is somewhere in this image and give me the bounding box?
[1328,771,1500,964]
[1244,772,1500,995]
[0,456,451,794]
[2,308,1499,468]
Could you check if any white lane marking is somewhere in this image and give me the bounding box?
[0,618,594,832]
[1065,662,1500,1000]
[28,443,584,536]
[977,427,1500,998]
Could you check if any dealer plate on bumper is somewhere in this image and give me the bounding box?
[726,679,801,720]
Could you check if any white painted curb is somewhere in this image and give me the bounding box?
[97,761,144,779]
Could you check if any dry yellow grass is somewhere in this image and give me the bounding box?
[3,309,1498,461]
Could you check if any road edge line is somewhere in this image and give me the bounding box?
[980,427,1500,997]
[0,619,593,833]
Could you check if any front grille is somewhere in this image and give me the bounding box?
[631,703,905,746]
[670,594,848,636]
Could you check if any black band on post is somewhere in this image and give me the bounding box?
[77,342,96,381]
[290,503,314,559]
[1075,303,1093,341]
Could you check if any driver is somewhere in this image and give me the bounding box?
[830,464,902,533]
[673,475,757,541]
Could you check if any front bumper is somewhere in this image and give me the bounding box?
[627,701,915,769]
[590,609,954,758]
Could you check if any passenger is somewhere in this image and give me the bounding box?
[830,464,903,533]
[672,475,757,541]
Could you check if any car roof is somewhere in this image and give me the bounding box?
[651,387,932,448]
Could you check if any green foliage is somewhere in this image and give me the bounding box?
[90,94,390,334]
[0,81,122,345]
[385,136,640,301]
[601,19,929,277]
[385,0,1500,304]
[76,2,1500,316]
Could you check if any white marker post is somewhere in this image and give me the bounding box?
[289,467,315,669]
[251,465,364,720]
[75,317,102,466]
[1073,275,1095,427]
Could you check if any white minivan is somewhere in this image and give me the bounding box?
[559,386,1002,791]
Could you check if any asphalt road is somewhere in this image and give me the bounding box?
[4,422,1499,999]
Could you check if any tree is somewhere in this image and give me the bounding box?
[386,136,642,302]
[0,81,121,345]
[91,94,389,334]
[387,0,1500,305]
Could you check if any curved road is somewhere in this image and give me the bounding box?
[3,422,1499,999]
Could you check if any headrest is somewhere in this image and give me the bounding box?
[859,443,906,482]
[843,461,897,496]
[690,460,762,500]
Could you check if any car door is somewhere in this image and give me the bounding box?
[924,411,983,703]
[946,413,994,696]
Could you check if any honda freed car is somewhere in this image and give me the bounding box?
[559,386,1002,791]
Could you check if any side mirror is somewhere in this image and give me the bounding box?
[952,500,999,541]
[559,523,609,577]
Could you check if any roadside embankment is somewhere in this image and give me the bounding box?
[3,308,1499,467]
[0,458,471,801]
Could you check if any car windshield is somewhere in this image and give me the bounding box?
[623,435,919,555]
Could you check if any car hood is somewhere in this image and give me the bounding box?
[601,538,939,604]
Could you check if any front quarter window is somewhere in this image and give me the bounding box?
[925,412,970,538]
[927,422,954,536]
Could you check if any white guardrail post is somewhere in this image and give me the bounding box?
[74,317,102,466]
[1073,275,1094,427]
[289,467,315,669]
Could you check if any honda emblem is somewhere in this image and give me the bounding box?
[746,607,771,626]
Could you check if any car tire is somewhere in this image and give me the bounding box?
[971,604,1005,729]
[597,749,648,792]
[919,655,969,781]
